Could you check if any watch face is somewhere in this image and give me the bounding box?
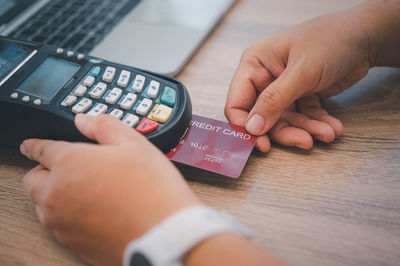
[130,253,153,266]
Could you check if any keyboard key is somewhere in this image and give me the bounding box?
[32,35,47,43]
[161,86,176,107]
[60,24,79,34]
[147,80,160,98]
[77,47,91,54]
[87,103,108,116]
[131,74,145,92]
[72,98,92,113]
[95,26,112,36]
[47,35,65,46]
[117,70,131,88]
[89,66,101,77]
[117,0,141,17]
[152,105,173,123]
[90,82,107,99]
[105,87,123,104]
[29,21,46,30]
[136,118,158,134]
[63,33,86,49]
[83,76,95,87]
[122,114,140,128]
[61,95,77,107]
[136,98,152,116]
[102,66,116,83]
[120,93,137,110]
[41,25,58,34]
[74,85,87,97]
[49,18,65,27]
[147,104,159,120]
[109,109,124,120]
[20,29,36,36]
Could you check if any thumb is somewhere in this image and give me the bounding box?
[245,67,307,135]
[75,114,143,145]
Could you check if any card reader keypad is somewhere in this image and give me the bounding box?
[62,65,177,135]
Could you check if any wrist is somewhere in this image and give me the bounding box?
[355,0,400,67]
[185,233,284,266]
[117,190,201,264]
[123,206,250,266]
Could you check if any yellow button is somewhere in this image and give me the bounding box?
[147,104,159,120]
[153,104,172,123]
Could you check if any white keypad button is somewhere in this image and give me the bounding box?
[33,99,41,106]
[131,75,145,92]
[10,92,18,99]
[87,103,108,116]
[67,51,74,57]
[77,54,85,60]
[83,76,95,87]
[90,82,107,99]
[102,66,116,83]
[136,98,153,115]
[56,48,64,54]
[117,70,131,88]
[61,95,77,106]
[122,114,139,127]
[105,87,123,104]
[120,93,137,110]
[72,98,92,113]
[74,85,88,97]
[147,80,160,98]
[22,96,30,102]
[109,109,124,120]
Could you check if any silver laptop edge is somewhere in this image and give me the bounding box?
[1,0,237,76]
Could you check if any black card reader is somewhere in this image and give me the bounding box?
[0,36,192,153]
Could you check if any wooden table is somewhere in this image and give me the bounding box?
[1,0,399,265]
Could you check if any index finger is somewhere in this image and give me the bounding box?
[225,53,275,126]
[20,139,69,169]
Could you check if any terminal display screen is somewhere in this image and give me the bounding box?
[16,57,81,101]
[0,42,32,83]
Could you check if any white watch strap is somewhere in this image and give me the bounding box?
[123,205,250,266]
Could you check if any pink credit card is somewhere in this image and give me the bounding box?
[167,115,257,178]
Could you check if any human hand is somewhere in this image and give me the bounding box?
[225,6,373,152]
[267,94,343,150]
[20,114,200,266]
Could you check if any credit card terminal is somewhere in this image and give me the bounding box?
[0,36,192,153]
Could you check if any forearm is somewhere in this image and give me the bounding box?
[359,0,400,67]
[185,233,283,266]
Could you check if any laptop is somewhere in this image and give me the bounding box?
[0,0,236,76]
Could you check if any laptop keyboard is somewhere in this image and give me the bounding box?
[9,0,141,54]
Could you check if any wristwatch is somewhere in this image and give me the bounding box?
[123,205,251,266]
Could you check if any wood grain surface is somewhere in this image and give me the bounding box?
[1,0,399,265]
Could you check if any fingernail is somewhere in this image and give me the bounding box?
[20,144,26,155]
[246,114,265,135]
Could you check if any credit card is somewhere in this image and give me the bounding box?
[167,114,257,178]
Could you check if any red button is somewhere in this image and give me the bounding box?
[136,118,159,134]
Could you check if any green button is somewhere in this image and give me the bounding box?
[161,86,176,107]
